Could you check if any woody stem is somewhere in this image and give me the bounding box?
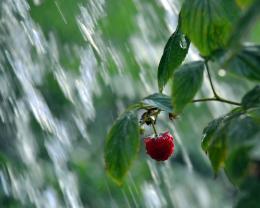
[205,61,219,98]
[192,97,241,106]
[151,121,158,137]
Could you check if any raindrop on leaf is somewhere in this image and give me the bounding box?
[180,35,188,49]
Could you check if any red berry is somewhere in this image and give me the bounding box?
[144,132,174,161]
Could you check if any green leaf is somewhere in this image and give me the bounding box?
[201,108,243,173]
[250,139,260,160]
[126,103,143,111]
[225,146,251,185]
[202,108,243,151]
[37,72,72,118]
[104,110,140,185]
[235,178,260,208]
[180,0,240,56]
[225,45,260,81]
[229,1,260,48]
[28,0,85,45]
[236,0,255,9]
[242,85,260,109]
[157,26,190,92]
[141,93,173,113]
[227,114,260,149]
[247,107,260,124]
[172,61,204,113]
[208,137,227,173]
[202,107,259,175]
[202,116,225,151]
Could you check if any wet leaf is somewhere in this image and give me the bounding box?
[236,0,255,9]
[235,178,260,208]
[202,117,225,151]
[225,146,251,185]
[242,85,260,109]
[28,0,85,45]
[250,139,260,160]
[158,25,190,92]
[37,72,72,118]
[247,107,260,124]
[172,61,204,114]
[208,136,227,173]
[229,1,260,47]
[104,110,140,185]
[141,93,173,113]
[227,114,260,149]
[180,0,240,56]
[225,45,260,81]
[201,108,244,173]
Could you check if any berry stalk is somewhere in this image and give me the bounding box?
[151,120,158,137]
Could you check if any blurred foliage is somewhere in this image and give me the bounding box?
[105,0,260,207]
[28,0,85,45]
[223,45,260,82]
[1,0,260,207]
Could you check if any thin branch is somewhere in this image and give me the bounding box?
[193,97,241,106]
[217,97,242,106]
[205,61,219,98]
[151,120,158,137]
[192,98,217,102]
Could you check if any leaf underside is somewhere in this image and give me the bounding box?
[104,110,140,185]
[172,61,204,114]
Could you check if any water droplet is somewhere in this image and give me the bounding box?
[218,69,226,77]
[180,35,187,49]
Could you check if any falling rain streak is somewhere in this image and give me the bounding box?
[0,0,242,207]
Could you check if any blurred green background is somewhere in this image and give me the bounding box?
[0,0,259,207]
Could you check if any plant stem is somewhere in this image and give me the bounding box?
[193,97,241,106]
[205,61,219,98]
[199,61,241,106]
[153,110,161,120]
[217,97,242,106]
[151,120,158,137]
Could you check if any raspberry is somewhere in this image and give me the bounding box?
[144,132,174,161]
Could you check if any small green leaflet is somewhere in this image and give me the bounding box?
[250,139,260,161]
[172,61,204,114]
[241,85,260,109]
[235,178,260,208]
[104,110,140,185]
[227,114,260,149]
[247,107,260,124]
[225,146,251,186]
[229,1,260,48]
[201,108,244,173]
[236,0,255,9]
[201,110,238,152]
[157,26,190,92]
[201,115,228,173]
[208,138,227,173]
[225,45,260,81]
[141,93,173,113]
[201,117,225,151]
[180,0,240,56]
